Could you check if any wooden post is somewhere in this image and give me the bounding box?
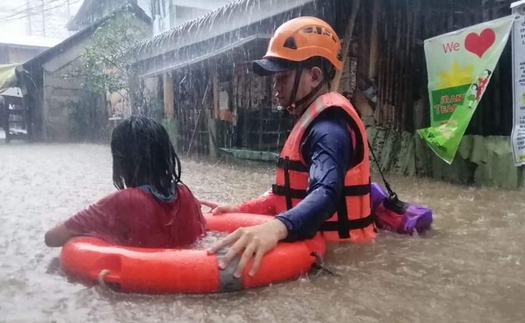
[368,0,379,78]
[241,74,250,149]
[362,0,379,125]
[212,69,219,119]
[208,110,218,158]
[209,70,219,158]
[331,0,361,92]
[162,72,178,148]
[163,73,174,119]
[42,71,48,141]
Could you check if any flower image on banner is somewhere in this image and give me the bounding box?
[417,15,515,164]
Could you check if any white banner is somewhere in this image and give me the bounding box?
[511,1,525,166]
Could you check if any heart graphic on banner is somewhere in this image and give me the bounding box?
[464,28,496,58]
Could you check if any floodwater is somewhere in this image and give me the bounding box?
[1,143,524,323]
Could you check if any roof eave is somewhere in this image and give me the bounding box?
[131,0,315,63]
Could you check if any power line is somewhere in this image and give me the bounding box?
[2,0,64,20]
[0,0,81,39]
[0,1,41,18]
[0,0,81,23]
[0,0,49,19]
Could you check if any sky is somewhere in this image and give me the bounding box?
[0,0,83,41]
[0,0,233,45]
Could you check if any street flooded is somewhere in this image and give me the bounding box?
[1,143,524,323]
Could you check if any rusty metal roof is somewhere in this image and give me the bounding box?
[131,0,315,63]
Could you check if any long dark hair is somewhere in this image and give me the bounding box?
[110,115,181,199]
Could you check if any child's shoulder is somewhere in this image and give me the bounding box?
[104,187,153,203]
[175,183,198,198]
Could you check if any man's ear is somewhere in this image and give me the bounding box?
[310,67,323,86]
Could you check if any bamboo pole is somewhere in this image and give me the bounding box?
[384,3,391,125]
[163,73,174,119]
[378,3,386,125]
[368,0,379,77]
[331,0,361,92]
[187,77,211,157]
[213,68,219,119]
[405,1,418,132]
[210,67,219,157]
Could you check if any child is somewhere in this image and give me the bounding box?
[45,115,206,248]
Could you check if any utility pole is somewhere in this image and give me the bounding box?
[41,0,46,37]
[26,0,32,36]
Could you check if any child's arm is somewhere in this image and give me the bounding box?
[199,189,278,216]
[44,222,78,247]
[238,189,278,215]
[44,191,122,247]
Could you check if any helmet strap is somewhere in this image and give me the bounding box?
[286,66,328,114]
[286,66,302,113]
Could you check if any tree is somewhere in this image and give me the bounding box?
[68,6,154,142]
[81,8,147,111]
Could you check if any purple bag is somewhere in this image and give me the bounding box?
[371,182,433,235]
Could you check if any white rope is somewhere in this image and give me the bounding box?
[97,269,111,288]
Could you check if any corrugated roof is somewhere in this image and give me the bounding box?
[66,0,151,31]
[131,0,314,62]
[139,34,271,78]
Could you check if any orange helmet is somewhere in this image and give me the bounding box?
[253,16,343,76]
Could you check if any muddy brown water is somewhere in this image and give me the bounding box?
[1,143,524,323]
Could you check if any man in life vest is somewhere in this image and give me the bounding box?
[200,16,376,278]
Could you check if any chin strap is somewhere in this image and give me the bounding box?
[285,66,328,114]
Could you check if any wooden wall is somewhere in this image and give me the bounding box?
[338,0,515,135]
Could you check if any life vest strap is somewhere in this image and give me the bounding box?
[272,184,307,199]
[276,157,308,172]
[342,183,370,196]
[319,213,375,232]
[282,157,293,210]
[272,183,370,198]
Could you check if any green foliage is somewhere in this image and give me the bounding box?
[68,8,148,142]
[81,10,146,96]
[66,92,109,143]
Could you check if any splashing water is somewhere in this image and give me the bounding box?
[191,231,229,249]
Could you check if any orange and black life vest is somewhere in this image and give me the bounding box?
[272,92,376,242]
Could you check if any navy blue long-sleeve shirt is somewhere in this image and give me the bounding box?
[275,108,353,241]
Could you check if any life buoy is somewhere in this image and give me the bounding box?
[59,213,326,294]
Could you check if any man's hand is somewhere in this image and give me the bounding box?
[198,199,240,215]
[207,219,288,277]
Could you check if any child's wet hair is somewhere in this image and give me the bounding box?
[110,115,181,198]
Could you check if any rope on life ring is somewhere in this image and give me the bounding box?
[310,252,341,277]
[97,269,111,288]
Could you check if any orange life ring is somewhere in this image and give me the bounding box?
[59,212,326,294]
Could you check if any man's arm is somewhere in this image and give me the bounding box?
[238,189,278,215]
[275,113,353,241]
[198,189,278,215]
[206,111,354,278]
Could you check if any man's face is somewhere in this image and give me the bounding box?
[273,67,323,114]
